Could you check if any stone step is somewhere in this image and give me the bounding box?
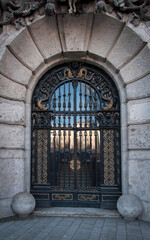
[33,207,121,218]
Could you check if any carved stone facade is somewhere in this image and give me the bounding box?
[0,0,150,29]
[0,3,150,221]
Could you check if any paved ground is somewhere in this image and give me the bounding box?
[0,216,150,240]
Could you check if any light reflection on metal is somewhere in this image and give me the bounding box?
[70,159,81,171]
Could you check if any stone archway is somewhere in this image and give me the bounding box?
[0,13,150,220]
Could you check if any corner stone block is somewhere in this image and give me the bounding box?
[128,124,150,149]
[9,29,44,72]
[127,98,150,124]
[28,16,62,61]
[129,150,150,160]
[0,149,24,159]
[0,124,25,149]
[0,74,26,101]
[89,14,123,59]
[129,160,150,202]
[0,158,24,199]
[0,98,25,124]
[0,49,32,86]
[120,46,150,83]
[107,26,143,69]
[126,74,150,99]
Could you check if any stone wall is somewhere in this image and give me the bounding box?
[0,13,150,220]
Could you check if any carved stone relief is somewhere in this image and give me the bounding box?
[0,0,149,30]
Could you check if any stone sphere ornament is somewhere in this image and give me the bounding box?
[12,192,36,217]
[117,194,143,220]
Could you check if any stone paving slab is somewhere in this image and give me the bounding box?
[0,216,150,240]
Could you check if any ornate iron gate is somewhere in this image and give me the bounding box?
[31,62,121,208]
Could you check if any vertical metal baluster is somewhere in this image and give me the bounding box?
[79,81,82,113]
[58,87,61,188]
[41,130,43,183]
[47,129,50,185]
[95,130,98,190]
[53,92,56,187]
[68,82,71,189]
[79,81,82,189]
[63,84,66,189]
[101,130,104,185]
[73,80,78,190]
[84,84,88,188]
[89,130,92,188]
[68,129,71,189]
[89,86,92,188]
[53,130,56,188]
[49,112,52,187]
[94,90,98,189]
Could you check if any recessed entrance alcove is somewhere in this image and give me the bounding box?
[0,5,150,221]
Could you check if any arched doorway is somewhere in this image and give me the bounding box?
[31,62,121,208]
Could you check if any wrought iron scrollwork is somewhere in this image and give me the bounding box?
[32,111,54,127]
[33,62,119,113]
[31,62,121,208]
[97,112,120,126]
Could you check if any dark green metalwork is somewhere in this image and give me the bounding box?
[31,62,121,208]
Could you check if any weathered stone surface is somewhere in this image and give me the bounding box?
[0,149,24,159]
[9,29,44,72]
[120,46,150,83]
[89,14,123,59]
[0,124,24,149]
[0,98,25,124]
[28,16,62,61]
[108,26,143,69]
[127,98,150,124]
[0,49,32,85]
[0,158,24,199]
[0,198,14,219]
[139,200,150,221]
[12,192,35,217]
[129,150,150,160]
[62,14,90,52]
[129,160,150,202]
[0,74,26,101]
[117,194,143,220]
[126,74,150,99]
[0,12,149,222]
[128,124,150,149]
